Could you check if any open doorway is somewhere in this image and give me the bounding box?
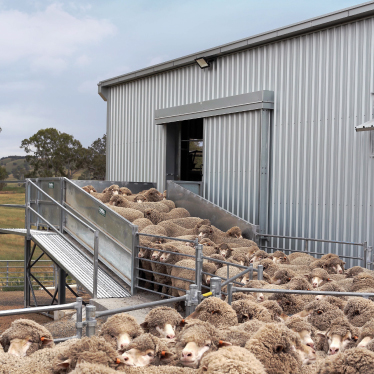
[165,118,203,183]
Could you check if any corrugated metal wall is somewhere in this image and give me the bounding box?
[106,17,374,262]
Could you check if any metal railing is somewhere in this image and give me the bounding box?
[261,234,372,269]
[0,297,83,343]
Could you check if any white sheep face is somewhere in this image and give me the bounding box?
[358,336,373,348]
[295,344,316,365]
[180,340,211,368]
[324,332,352,355]
[156,324,175,339]
[296,329,314,349]
[122,348,155,367]
[117,332,132,350]
[8,338,33,357]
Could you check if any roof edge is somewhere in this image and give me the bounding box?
[98,1,374,97]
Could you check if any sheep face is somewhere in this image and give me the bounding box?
[119,187,132,196]
[271,252,290,264]
[297,329,315,349]
[137,248,149,258]
[318,330,353,355]
[226,227,242,238]
[144,188,163,202]
[250,250,269,263]
[159,252,170,262]
[295,344,316,365]
[122,348,157,367]
[8,337,33,357]
[150,249,162,261]
[218,244,231,258]
[358,336,373,348]
[180,340,212,368]
[198,226,214,240]
[239,278,264,302]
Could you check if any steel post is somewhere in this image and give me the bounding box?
[85,304,97,337]
[369,246,373,270]
[257,265,263,280]
[75,297,83,338]
[59,178,65,233]
[93,230,99,299]
[227,283,233,305]
[363,241,368,269]
[131,228,139,295]
[249,264,253,280]
[24,239,31,308]
[195,244,203,292]
[185,284,199,316]
[210,277,222,298]
[305,240,309,254]
[58,267,66,304]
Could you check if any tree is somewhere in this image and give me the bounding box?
[20,128,85,179]
[0,166,8,191]
[84,134,106,180]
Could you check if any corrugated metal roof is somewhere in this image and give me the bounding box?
[98,0,374,97]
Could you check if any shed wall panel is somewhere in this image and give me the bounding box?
[106,17,374,261]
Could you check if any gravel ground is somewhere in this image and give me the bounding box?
[0,289,91,334]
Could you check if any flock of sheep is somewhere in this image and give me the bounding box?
[1,185,374,373]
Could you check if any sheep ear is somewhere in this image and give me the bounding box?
[40,337,54,347]
[202,366,208,371]
[185,310,200,320]
[218,340,232,347]
[316,330,327,338]
[56,359,71,369]
[343,262,346,265]
[327,278,333,282]
[179,319,187,327]
[160,351,173,360]
[140,322,149,331]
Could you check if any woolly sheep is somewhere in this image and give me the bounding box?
[307,268,332,288]
[82,185,96,193]
[132,218,153,231]
[346,266,372,278]
[175,320,231,368]
[357,319,374,348]
[245,323,302,374]
[238,280,268,302]
[289,253,316,266]
[228,252,249,266]
[271,268,297,285]
[206,253,226,268]
[164,217,209,230]
[231,246,259,261]
[269,293,314,315]
[121,333,173,367]
[285,317,315,348]
[149,244,171,294]
[218,320,265,347]
[98,313,143,351]
[231,299,274,323]
[249,250,271,263]
[261,299,284,321]
[216,243,233,259]
[157,222,199,238]
[344,298,374,327]
[141,306,184,339]
[144,209,191,225]
[322,256,345,274]
[199,346,267,374]
[53,336,122,373]
[349,272,374,292]
[90,185,119,203]
[0,319,54,357]
[108,205,143,222]
[286,276,313,291]
[140,225,168,238]
[288,252,313,261]
[186,297,238,329]
[316,347,374,374]
[271,250,290,264]
[110,195,169,213]
[315,281,346,300]
[159,244,194,275]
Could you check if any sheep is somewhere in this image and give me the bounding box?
[349,272,374,292]
[199,239,219,256]
[315,316,357,354]
[286,276,313,291]
[288,252,313,261]
[245,323,302,374]
[316,347,374,374]
[307,268,332,288]
[107,205,143,222]
[132,218,153,231]
[346,266,372,278]
[118,186,132,196]
[344,298,374,327]
[271,268,297,285]
[199,346,267,374]
[231,299,274,323]
[149,244,171,294]
[249,249,271,263]
[270,250,290,264]
[357,319,374,348]
[228,252,250,266]
[216,243,233,259]
[163,217,209,230]
[322,256,345,274]
[206,254,226,268]
[269,293,314,315]
[289,254,316,266]
[230,245,259,261]
[137,245,153,287]
[53,336,122,373]
[110,195,169,213]
[285,317,315,349]
[238,280,268,302]
[0,319,54,357]
[140,225,168,238]
[214,265,242,284]
[175,320,231,369]
[159,244,194,275]
[90,184,119,203]
[157,222,198,238]
[315,281,346,300]
[140,307,184,339]
[98,313,143,351]
[121,333,173,367]
[139,188,164,202]
[82,185,96,193]
[262,299,284,321]
[320,296,347,310]
[309,258,326,270]
[144,209,191,225]
[224,291,256,304]
[186,297,238,329]
[170,259,215,297]
[255,258,280,277]
[217,320,264,347]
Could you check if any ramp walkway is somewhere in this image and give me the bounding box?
[0,228,130,298]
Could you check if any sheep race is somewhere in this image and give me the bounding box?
[1,184,374,374]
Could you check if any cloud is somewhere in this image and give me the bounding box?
[147,55,169,67]
[0,4,116,72]
[0,80,45,92]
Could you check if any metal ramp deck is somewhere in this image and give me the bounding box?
[0,228,130,298]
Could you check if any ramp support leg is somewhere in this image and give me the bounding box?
[58,267,66,304]
[24,239,31,308]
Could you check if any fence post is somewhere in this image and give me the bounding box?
[257,265,263,280]
[59,178,65,233]
[363,241,368,269]
[249,264,253,280]
[185,284,199,316]
[210,277,222,298]
[93,230,99,299]
[86,304,96,337]
[75,297,83,339]
[304,240,309,254]
[195,243,203,292]
[131,227,139,296]
[6,261,9,287]
[227,283,233,305]
[369,246,373,271]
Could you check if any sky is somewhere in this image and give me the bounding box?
[0,0,366,158]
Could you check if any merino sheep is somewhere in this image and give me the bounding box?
[349,272,374,292]
[53,336,122,373]
[289,254,316,266]
[163,217,209,230]
[110,195,169,213]
[175,320,231,369]
[141,306,184,339]
[307,268,332,288]
[245,323,302,374]
[82,185,96,193]
[249,250,271,263]
[269,293,313,315]
[322,256,345,274]
[261,299,284,321]
[270,250,290,264]
[98,313,143,351]
[357,319,374,348]
[287,276,313,290]
[316,347,374,374]
[238,280,268,302]
[121,333,173,367]
[199,346,267,374]
[132,218,153,231]
[108,205,144,222]
[285,317,315,348]
[186,297,238,329]
[216,243,233,259]
[90,185,119,203]
[315,281,346,300]
[231,299,274,323]
[149,244,171,293]
[144,208,191,225]
[0,319,54,357]
[271,268,297,285]
[346,266,371,278]
[344,298,374,327]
